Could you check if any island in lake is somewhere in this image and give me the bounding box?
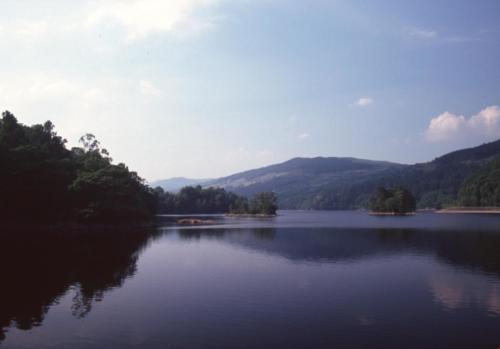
[368,186,417,216]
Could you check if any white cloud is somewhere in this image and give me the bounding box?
[408,28,437,39]
[425,111,466,142]
[0,1,228,47]
[85,0,225,41]
[425,106,500,142]
[140,79,163,96]
[297,132,310,140]
[0,20,49,44]
[16,20,48,38]
[353,97,374,107]
[469,105,500,133]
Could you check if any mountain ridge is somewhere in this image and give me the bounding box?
[151,177,212,192]
[155,139,500,209]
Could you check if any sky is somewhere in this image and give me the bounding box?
[1,0,500,181]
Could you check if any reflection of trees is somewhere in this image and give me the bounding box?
[0,227,159,342]
[177,229,226,240]
[176,227,500,278]
[373,229,500,277]
[176,228,276,241]
[251,228,276,240]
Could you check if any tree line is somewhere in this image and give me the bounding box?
[0,111,156,223]
[0,112,278,223]
[155,185,278,215]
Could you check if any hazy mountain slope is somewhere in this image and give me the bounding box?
[151,177,211,192]
[207,157,406,209]
[207,139,500,209]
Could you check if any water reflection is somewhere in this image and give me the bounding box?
[172,227,500,277]
[0,227,159,341]
[1,222,500,348]
[430,269,500,315]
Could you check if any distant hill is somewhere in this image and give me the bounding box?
[207,157,406,209]
[377,140,500,208]
[206,139,500,209]
[151,177,211,192]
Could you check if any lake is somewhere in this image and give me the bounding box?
[1,210,500,349]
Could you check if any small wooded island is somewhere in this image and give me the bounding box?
[369,187,417,216]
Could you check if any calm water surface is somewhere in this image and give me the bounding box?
[1,211,500,349]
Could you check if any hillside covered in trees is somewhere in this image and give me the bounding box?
[0,111,156,223]
[204,140,500,209]
[458,157,500,207]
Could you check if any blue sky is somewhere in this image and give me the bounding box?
[1,0,500,181]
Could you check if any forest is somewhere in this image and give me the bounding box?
[155,186,278,215]
[458,157,500,206]
[0,112,278,223]
[0,111,157,223]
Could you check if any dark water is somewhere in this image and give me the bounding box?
[1,211,500,349]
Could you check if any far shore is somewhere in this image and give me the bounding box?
[177,218,216,225]
[368,211,416,216]
[225,213,277,218]
[436,207,500,214]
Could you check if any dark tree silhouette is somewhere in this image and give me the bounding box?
[0,111,155,223]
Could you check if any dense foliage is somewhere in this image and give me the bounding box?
[230,191,278,215]
[458,158,500,206]
[156,186,240,214]
[156,185,278,215]
[369,187,416,214]
[0,111,156,223]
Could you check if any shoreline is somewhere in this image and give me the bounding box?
[225,213,277,218]
[436,207,500,214]
[368,211,416,216]
[177,218,217,225]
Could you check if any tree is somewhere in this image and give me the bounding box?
[392,187,416,213]
[69,164,156,222]
[249,192,278,215]
[369,186,416,214]
[0,111,156,223]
